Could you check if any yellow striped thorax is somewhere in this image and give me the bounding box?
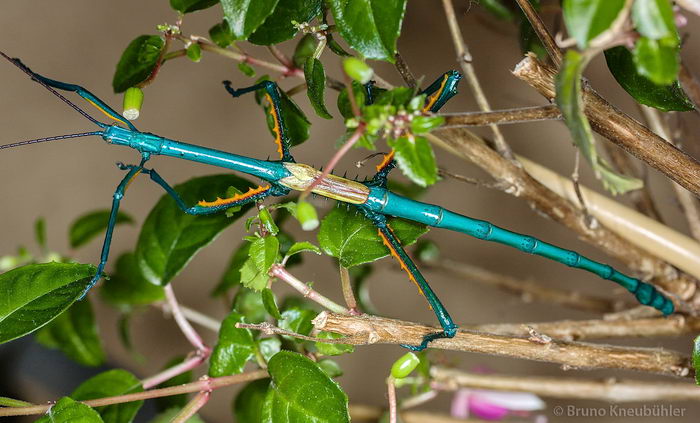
[278,163,370,204]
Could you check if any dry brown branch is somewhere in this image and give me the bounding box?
[313,313,692,378]
[441,0,513,159]
[514,0,563,67]
[426,258,626,313]
[441,105,561,127]
[429,127,697,302]
[680,61,700,109]
[431,367,700,402]
[470,315,700,340]
[512,54,700,197]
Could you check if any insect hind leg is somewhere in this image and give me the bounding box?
[222,80,294,162]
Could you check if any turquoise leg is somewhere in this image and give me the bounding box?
[81,162,145,297]
[223,80,294,162]
[420,70,462,113]
[120,165,275,215]
[373,215,457,351]
[5,56,136,130]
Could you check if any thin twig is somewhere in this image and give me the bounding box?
[679,60,700,109]
[0,371,269,417]
[441,105,561,127]
[269,264,349,314]
[313,312,692,378]
[426,258,627,313]
[512,54,700,198]
[639,105,700,241]
[164,285,209,354]
[394,51,417,89]
[513,0,563,67]
[441,0,514,160]
[470,315,700,341]
[141,353,208,390]
[237,321,360,344]
[387,377,398,423]
[431,367,700,402]
[172,391,210,423]
[339,263,360,314]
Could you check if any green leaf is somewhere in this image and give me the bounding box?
[315,331,354,356]
[293,34,318,68]
[135,175,254,286]
[35,299,105,367]
[257,82,311,147]
[388,135,438,187]
[693,335,700,385]
[238,62,256,77]
[328,0,407,62]
[262,288,282,319]
[209,312,256,376]
[262,351,349,422]
[633,37,680,86]
[562,0,626,48]
[318,358,344,378]
[155,357,193,411]
[285,241,321,258]
[233,287,267,323]
[0,263,96,344]
[604,46,693,111]
[101,253,165,306]
[305,58,333,119]
[555,50,643,194]
[480,0,515,21]
[186,43,202,62]
[318,206,428,268]
[69,210,134,249]
[212,242,251,297]
[149,408,204,423]
[71,369,143,423]
[36,397,104,423]
[241,236,279,291]
[220,0,280,40]
[234,379,270,422]
[112,35,165,93]
[249,0,322,45]
[170,0,219,13]
[258,337,281,362]
[278,307,315,340]
[209,21,236,48]
[632,0,677,41]
[35,217,47,251]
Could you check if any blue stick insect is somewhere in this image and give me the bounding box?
[0,52,674,351]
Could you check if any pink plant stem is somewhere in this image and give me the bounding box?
[301,122,367,199]
[141,352,207,389]
[387,377,398,423]
[269,264,348,314]
[164,285,210,354]
[0,370,269,417]
[172,389,211,423]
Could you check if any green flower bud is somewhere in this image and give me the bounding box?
[391,352,420,379]
[122,87,144,121]
[297,200,319,231]
[343,57,373,84]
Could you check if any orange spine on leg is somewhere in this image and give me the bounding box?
[375,150,395,172]
[377,228,431,309]
[197,185,270,207]
[422,75,449,112]
[264,93,284,159]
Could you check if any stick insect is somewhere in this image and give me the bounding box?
[0,52,674,351]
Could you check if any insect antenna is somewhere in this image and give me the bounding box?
[0,51,107,129]
[0,131,103,150]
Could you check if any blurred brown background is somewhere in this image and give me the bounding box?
[1,1,699,421]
